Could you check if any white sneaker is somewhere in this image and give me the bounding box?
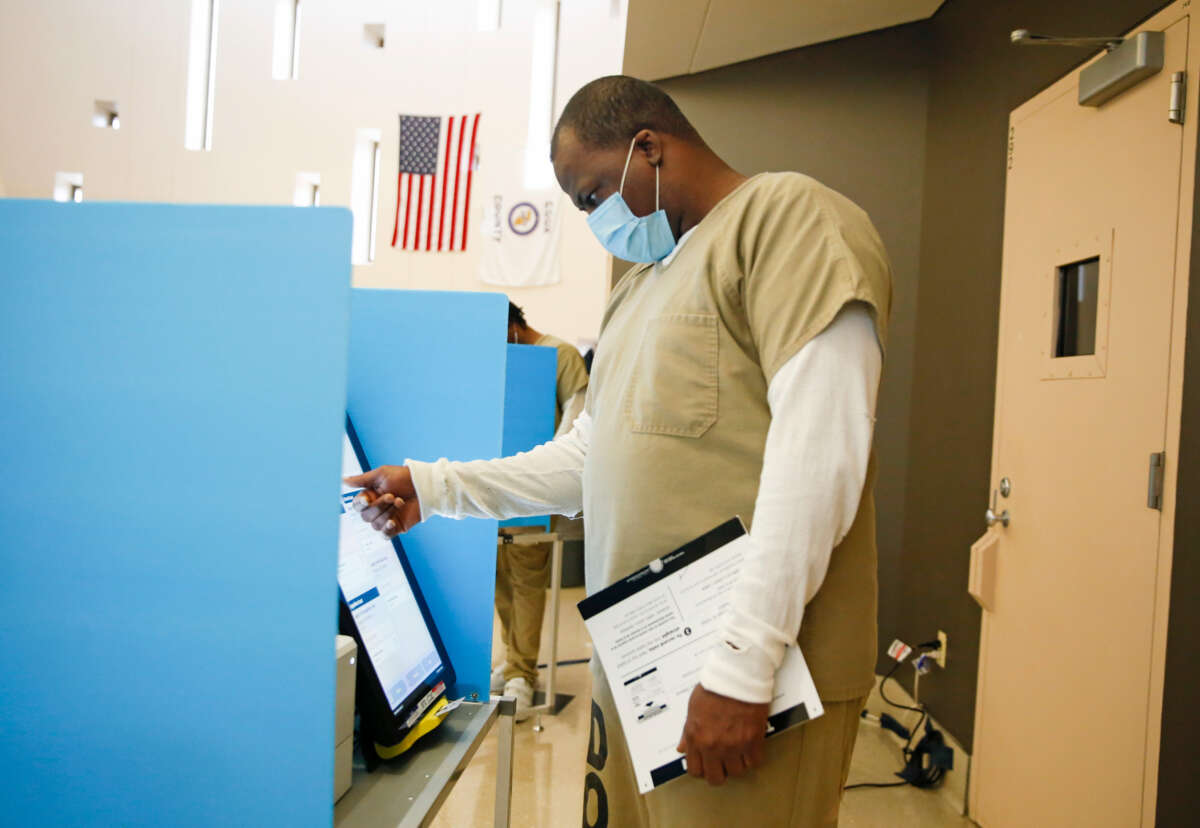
[490,663,508,695]
[502,677,534,723]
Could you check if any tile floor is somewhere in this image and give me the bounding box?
[841,721,974,827]
[425,587,975,827]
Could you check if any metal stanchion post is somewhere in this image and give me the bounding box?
[494,695,516,828]
[534,536,563,732]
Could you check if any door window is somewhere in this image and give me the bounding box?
[1054,256,1100,357]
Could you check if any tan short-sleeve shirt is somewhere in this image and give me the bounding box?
[583,172,892,701]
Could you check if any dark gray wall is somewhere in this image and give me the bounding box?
[654,24,932,674]
[624,0,1190,788]
[898,0,1171,747]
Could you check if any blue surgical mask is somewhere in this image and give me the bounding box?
[586,137,676,263]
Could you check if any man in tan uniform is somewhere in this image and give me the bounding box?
[349,75,891,827]
[506,301,589,432]
[495,301,590,719]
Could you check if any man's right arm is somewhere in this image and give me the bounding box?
[405,409,591,523]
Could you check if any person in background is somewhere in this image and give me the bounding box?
[507,301,589,434]
[348,75,890,826]
[494,301,589,719]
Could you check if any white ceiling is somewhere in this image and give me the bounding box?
[623,0,946,80]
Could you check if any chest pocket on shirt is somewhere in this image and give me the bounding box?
[625,313,719,438]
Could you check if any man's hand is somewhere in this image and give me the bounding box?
[676,684,770,786]
[343,465,422,538]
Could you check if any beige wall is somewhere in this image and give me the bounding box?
[0,0,624,346]
[653,23,932,667]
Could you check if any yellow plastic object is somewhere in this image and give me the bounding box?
[374,697,448,759]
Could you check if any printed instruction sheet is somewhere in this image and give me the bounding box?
[578,518,824,793]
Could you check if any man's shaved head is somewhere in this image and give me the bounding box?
[551,75,743,244]
[551,75,702,160]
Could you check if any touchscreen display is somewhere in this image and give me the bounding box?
[339,435,442,713]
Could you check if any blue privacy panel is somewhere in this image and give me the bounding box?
[347,290,507,700]
[0,202,352,827]
[499,344,557,530]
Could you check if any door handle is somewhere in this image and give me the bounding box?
[969,530,1000,611]
[985,490,1010,528]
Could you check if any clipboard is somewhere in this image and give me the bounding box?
[578,518,824,792]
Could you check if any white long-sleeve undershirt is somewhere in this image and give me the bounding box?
[405,412,588,523]
[698,304,881,702]
[406,304,881,703]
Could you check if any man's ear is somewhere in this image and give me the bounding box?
[634,129,664,167]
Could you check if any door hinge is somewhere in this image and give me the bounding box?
[1170,71,1186,124]
[1007,126,1015,170]
[1147,452,1166,510]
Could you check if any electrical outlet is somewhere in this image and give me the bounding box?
[935,630,948,668]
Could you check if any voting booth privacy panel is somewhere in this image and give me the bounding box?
[500,343,558,530]
[0,202,352,826]
[347,289,508,701]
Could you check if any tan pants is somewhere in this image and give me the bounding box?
[494,541,551,684]
[584,659,865,828]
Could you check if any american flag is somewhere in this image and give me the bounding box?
[392,113,481,252]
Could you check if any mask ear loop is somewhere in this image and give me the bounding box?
[619,136,638,195]
[620,136,663,212]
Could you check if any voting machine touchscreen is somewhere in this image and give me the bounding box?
[338,416,453,759]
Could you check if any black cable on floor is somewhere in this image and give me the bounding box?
[847,642,950,792]
[880,658,923,714]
